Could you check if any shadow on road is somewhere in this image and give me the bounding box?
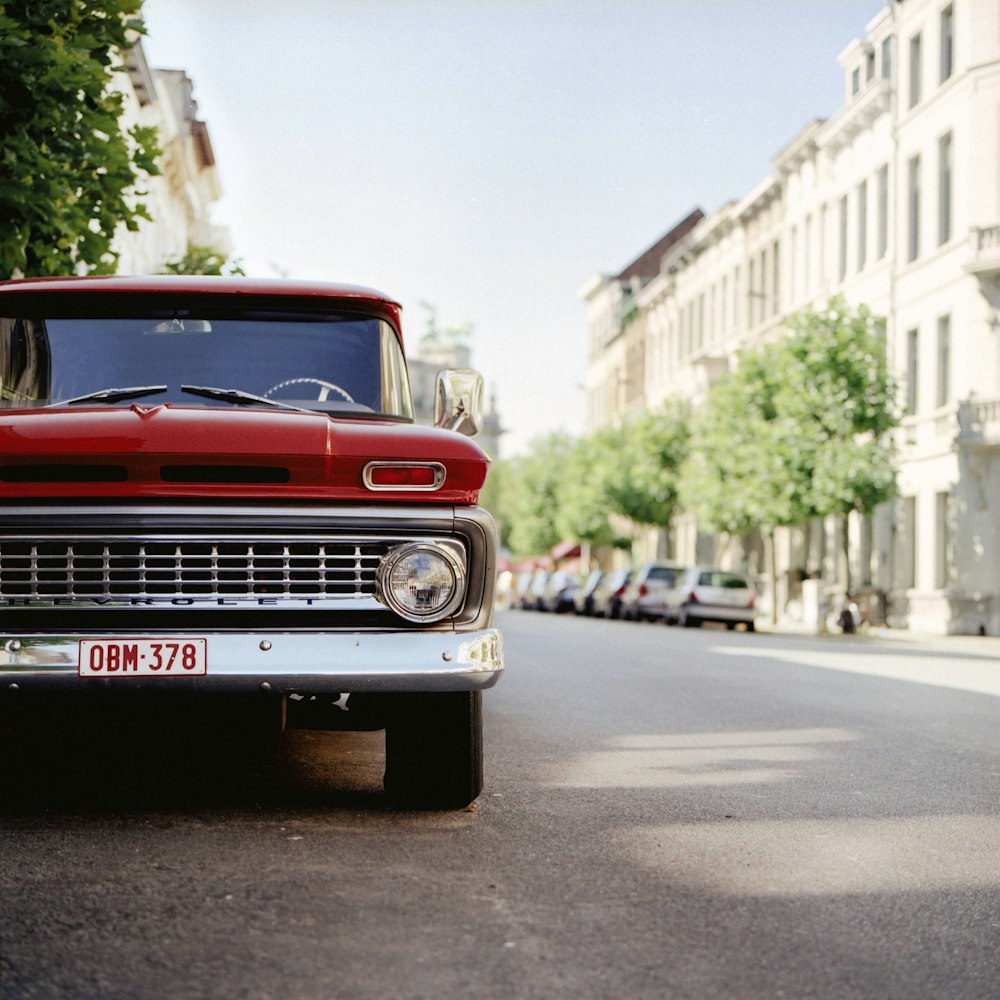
[0,704,389,817]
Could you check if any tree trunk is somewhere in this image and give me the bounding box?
[767,527,779,626]
[842,512,852,595]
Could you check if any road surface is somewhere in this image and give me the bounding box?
[2,610,999,999]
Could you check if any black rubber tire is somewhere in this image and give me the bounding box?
[680,607,701,628]
[384,691,483,809]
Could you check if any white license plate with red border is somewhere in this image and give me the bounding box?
[79,638,207,678]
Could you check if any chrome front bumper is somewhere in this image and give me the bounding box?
[0,629,504,694]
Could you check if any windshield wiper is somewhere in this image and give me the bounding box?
[180,385,312,413]
[48,385,169,407]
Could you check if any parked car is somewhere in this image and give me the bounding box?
[524,569,551,609]
[575,570,604,615]
[620,563,685,621]
[663,567,757,630]
[512,570,537,609]
[590,569,630,619]
[538,572,580,613]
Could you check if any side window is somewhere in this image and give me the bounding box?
[379,321,414,419]
[1,318,48,403]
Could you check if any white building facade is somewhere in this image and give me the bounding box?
[112,38,227,275]
[583,0,1000,636]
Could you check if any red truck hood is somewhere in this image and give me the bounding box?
[0,405,489,503]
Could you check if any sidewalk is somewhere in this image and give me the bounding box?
[757,620,1000,660]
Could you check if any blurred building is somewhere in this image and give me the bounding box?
[112,37,229,274]
[408,334,504,463]
[583,0,1000,636]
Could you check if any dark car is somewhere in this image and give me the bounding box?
[538,572,580,613]
[590,569,631,619]
[575,570,604,615]
[524,569,550,609]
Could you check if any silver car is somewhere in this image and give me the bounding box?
[620,563,685,621]
[664,567,757,631]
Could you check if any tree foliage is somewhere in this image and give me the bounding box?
[681,297,898,535]
[779,298,898,518]
[162,243,246,276]
[492,300,896,567]
[496,405,689,558]
[502,432,575,557]
[554,431,621,548]
[0,0,160,278]
[602,403,690,529]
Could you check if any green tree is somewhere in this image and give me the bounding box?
[554,432,621,551]
[603,403,690,530]
[778,298,898,587]
[779,298,897,517]
[682,348,809,619]
[0,0,160,278]
[682,297,898,607]
[162,243,246,276]
[502,432,575,558]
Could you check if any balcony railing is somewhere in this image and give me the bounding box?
[901,398,1000,453]
[966,226,1000,279]
[957,398,1000,447]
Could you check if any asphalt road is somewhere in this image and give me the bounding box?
[2,611,999,1000]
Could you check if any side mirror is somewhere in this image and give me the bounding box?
[434,368,484,437]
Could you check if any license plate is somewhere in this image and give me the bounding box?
[79,639,207,677]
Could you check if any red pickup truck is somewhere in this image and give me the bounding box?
[0,276,503,808]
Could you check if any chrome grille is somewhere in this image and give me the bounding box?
[0,537,394,601]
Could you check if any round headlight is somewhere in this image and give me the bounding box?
[377,543,466,622]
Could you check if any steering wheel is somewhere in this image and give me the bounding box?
[262,378,355,403]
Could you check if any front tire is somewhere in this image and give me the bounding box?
[384,691,483,809]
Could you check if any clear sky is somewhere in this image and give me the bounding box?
[140,0,884,456]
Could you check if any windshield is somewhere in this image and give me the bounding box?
[0,309,414,419]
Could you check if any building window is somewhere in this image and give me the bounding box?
[819,203,828,287]
[881,36,894,80]
[877,164,889,259]
[907,154,921,263]
[804,214,813,294]
[900,495,917,590]
[866,47,876,82]
[857,179,868,271]
[938,131,953,245]
[935,491,951,589]
[940,4,954,83]
[733,264,742,328]
[759,246,768,321]
[852,66,861,95]
[906,327,919,415]
[789,227,798,303]
[909,32,922,108]
[936,314,951,407]
[838,195,849,282]
[772,239,780,314]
